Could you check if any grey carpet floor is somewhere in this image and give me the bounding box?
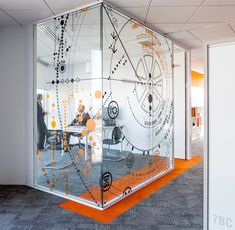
[36,148,172,203]
[0,160,203,230]
[191,137,204,158]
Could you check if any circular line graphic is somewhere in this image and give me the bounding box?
[126,153,135,168]
[108,100,119,119]
[100,172,113,192]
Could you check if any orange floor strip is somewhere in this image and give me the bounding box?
[60,157,202,224]
[79,157,170,204]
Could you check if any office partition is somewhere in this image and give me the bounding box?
[173,46,191,159]
[34,2,174,209]
[206,41,235,229]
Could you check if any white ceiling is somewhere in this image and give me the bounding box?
[1,0,235,72]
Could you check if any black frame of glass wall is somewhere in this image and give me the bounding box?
[33,2,174,210]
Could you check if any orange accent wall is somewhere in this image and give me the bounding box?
[192,70,204,88]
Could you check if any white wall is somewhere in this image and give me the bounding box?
[0,26,27,184]
[174,50,186,159]
[0,25,34,185]
[25,25,34,187]
[191,86,204,107]
[207,42,235,229]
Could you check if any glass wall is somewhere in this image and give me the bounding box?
[34,3,173,209]
[101,5,173,207]
[35,4,103,208]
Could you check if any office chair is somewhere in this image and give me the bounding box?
[103,126,125,161]
[67,133,85,149]
[46,129,63,150]
[45,130,73,169]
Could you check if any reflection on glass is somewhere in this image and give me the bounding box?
[34,3,173,209]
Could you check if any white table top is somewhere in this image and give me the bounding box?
[65,125,86,133]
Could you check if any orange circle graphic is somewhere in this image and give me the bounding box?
[81,129,87,136]
[51,120,56,129]
[79,148,84,156]
[86,119,96,132]
[95,90,102,99]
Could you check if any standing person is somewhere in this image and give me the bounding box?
[37,94,48,151]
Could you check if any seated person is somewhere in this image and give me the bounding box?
[65,105,90,150]
[70,105,90,126]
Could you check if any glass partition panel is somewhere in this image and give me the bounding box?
[34,3,173,209]
[35,5,103,208]
[101,5,173,207]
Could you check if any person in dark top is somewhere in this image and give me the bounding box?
[37,94,48,151]
[65,105,90,149]
[70,105,90,126]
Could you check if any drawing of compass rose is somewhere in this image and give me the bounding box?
[105,14,173,151]
[135,54,163,114]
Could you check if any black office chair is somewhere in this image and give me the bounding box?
[45,130,72,170]
[103,126,125,161]
[46,130,63,150]
[103,126,122,145]
[67,133,85,150]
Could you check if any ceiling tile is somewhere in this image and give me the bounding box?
[190,6,235,22]
[182,39,202,48]
[203,0,235,5]
[106,0,150,7]
[174,45,185,52]
[182,22,225,30]
[6,10,53,25]
[45,0,99,10]
[147,6,197,23]
[0,0,48,10]
[150,23,183,33]
[229,19,235,31]
[118,7,148,21]
[168,31,196,41]
[0,10,19,25]
[190,24,234,41]
[151,0,203,6]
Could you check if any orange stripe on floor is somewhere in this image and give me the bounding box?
[80,157,170,204]
[59,157,202,224]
